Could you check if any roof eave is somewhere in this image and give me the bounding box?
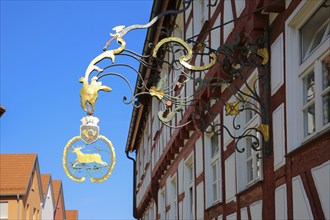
[125,0,169,153]
[0,193,25,197]
[23,154,38,197]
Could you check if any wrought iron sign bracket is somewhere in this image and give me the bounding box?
[63,1,274,182]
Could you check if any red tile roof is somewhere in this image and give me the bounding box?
[0,154,37,195]
[66,210,78,220]
[40,174,51,200]
[52,180,62,206]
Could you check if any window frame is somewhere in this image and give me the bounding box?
[160,188,166,220]
[205,115,222,204]
[244,118,262,186]
[298,1,330,141]
[148,202,155,220]
[245,133,262,186]
[242,73,262,186]
[210,133,221,203]
[235,71,263,192]
[286,0,330,152]
[170,175,178,219]
[211,160,220,203]
[0,202,8,220]
[300,4,330,62]
[300,53,330,140]
[184,154,194,220]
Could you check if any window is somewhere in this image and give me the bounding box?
[245,97,257,124]
[211,134,219,157]
[301,57,330,137]
[169,176,178,219]
[185,155,194,219]
[152,98,159,140]
[235,72,263,192]
[300,1,330,138]
[0,202,8,220]
[244,97,262,185]
[300,1,330,62]
[286,0,330,151]
[302,72,316,135]
[143,122,149,169]
[160,189,166,220]
[193,0,205,35]
[173,2,184,38]
[189,186,193,219]
[205,117,222,207]
[142,146,146,170]
[211,134,220,202]
[322,59,330,125]
[246,136,261,184]
[148,202,155,220]
[138,150,142,180]
[188,163,193,185]
[144,209,149,220]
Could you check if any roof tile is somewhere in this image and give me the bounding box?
[52,180,62,205]
[40,174,51,200]
[0,154,36,195]
[66,210,78,220]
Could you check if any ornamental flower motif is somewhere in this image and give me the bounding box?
[225,101,240,116]
[257,124,269,142]
[149,86,164,100]
[166,100,172,107]
[176,82,182,88]
[257,48,269,65]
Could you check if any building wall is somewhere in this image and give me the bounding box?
[54,189,65,220]
[1,167,43,219]
[0,155,75,220]
[22,167,42,219]
[132,0,330,219]
[41,184,55,220]
[0,197,20,220]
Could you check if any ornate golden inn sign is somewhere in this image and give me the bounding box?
[63,0,271,182]
[63,115,116,183]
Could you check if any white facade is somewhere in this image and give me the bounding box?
[41,180,55,220]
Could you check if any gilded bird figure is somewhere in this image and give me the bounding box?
[80,76,111,112]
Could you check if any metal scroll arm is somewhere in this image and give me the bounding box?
[80,37,126,113]
[84,37,126,81]
[152,37,217,71]
[102,0,193,47]
[79,1,195,113]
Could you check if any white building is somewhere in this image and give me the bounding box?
[41,174,55,220]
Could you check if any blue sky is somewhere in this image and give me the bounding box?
[1,1,153,219]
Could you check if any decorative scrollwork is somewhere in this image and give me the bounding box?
[152,37,217,71]
[76,2,271,156]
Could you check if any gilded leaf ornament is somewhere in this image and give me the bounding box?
[257,124,269,142]
[225,101,240,116]
[257,48,269,65]
[149,86,164,100]
[158,102,183,123]
[152,37,217,71]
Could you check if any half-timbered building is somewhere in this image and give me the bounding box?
[126,0,330,219]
